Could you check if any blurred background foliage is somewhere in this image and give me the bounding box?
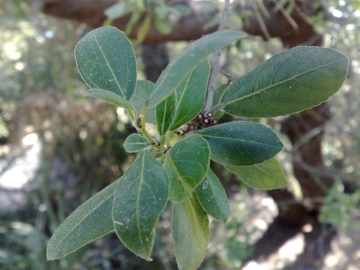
[1,0,360,269]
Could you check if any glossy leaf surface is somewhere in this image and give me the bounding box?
[163,135,210,202]
[156,60,210,135]
[146,30,246,108]
[47,180,118,260]
[123,134,149,153]
[225,157,287,190]
[112,150,168,259]
[130,80,156,124]
[221,46,349,117]
[172,195,209,270]
[194,121,283,166]
[75,26,136,100]
[195,169,230,222]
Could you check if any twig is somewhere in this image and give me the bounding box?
[203,0,231,114]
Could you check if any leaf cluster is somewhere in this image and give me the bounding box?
[47,26,348,269]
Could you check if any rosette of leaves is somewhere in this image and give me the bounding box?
[47,26,348,270]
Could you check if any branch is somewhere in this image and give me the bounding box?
[202,0,230,114]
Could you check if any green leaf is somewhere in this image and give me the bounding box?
[163,135,210,202]
[146,30,247,108]
[154,16,173,35]
[112,150,169,260]
[169,60,210,130]
[130,80,156,124]
[225,157,287,190]
[221,46,349,117]
[86,88,136,120]
[194,121,283,166]
[156,60,210,135]
[137,15,152,43]
[172,195,209,270]
[125,11,141,35]
[195,169,230,222]
[74,26,137,100]
[123,134,149,153]
[156,91,176,136]
[212,84,228,119]
[104,2,131,20]
[47,180,119,260]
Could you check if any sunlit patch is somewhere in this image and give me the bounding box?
[22,133,38,146]
[278,233,304,259]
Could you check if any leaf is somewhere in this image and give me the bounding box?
[194,121,283,166]
[169,60,210,130]
[112,150,169,260]
[104,2,131,20]
[221,46,349,117]
[74,26,137,100]
[146,30,247,108]
[47,180,119,260]
[137,15,152,43]
[130,80,156,124]
[163,134,210,202]
[195,169,230,222]
[154,17,173,35]
[172,195,209,270]
[225,157,287,190]
[123,134,149,153]
[86,88,136,120]
[156,91,176,136]
[156,60,210,135]
[125,11,141,35]
[212,84,228,119]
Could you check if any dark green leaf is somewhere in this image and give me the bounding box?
[225,157,287,190]
[86,88,136,120]
[123,134,149,153]
[156,60,210,135]
[146,30,246,108]
[195,169,230,222]
[163,135,210,202]
[47,180,119,260]
[221,46,349,117]
[130,80,156,124]
[75,26,136,100]
[172,195,209,270]
[194,121,283,166]
[112,150,169,260]
[156,91,176,136]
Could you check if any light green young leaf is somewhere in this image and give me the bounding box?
[112,150,169,260]
[75,26,137,100]
[172,195,209,270]
[123,134,149,153]
[47,180,119,260]
[195,169,230,222]
[156,60,210,135]
[125,11,141,35]
[86,88,136,120]
[225,157,287,190]
[221,46,349,117]
[194,121,283,166]
[163,134,210,202]
[130,80,156,124]
[137,15,152,43]
[146,30,246,108]
[104,2,131,20]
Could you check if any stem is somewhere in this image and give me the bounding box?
[203,0,231,113]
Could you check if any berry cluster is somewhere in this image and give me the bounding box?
[175,112,219,136]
